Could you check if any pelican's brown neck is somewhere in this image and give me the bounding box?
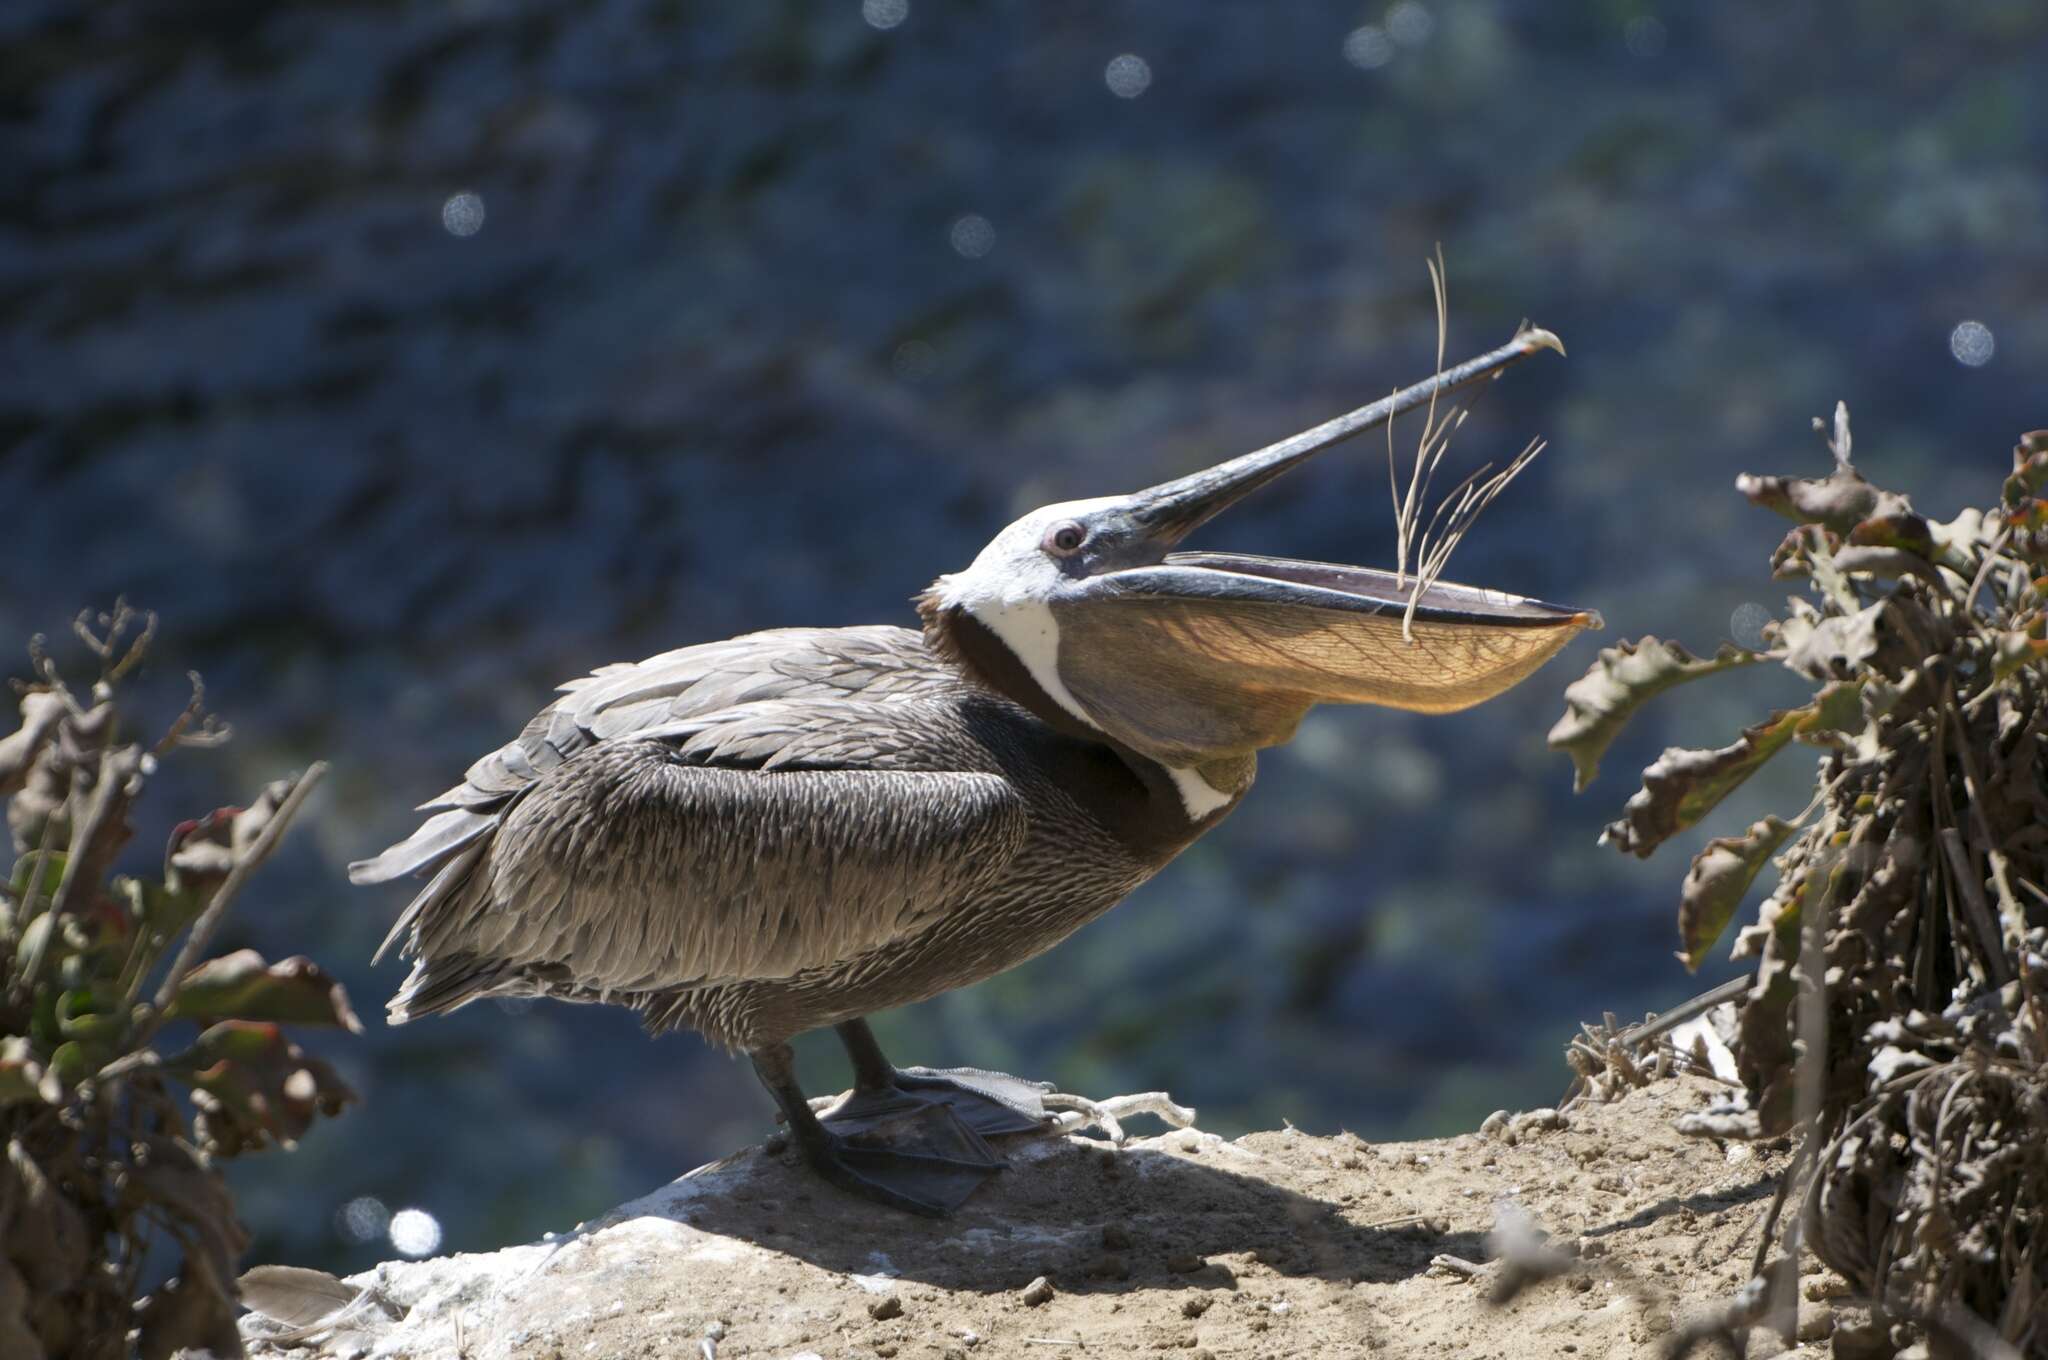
[916,589,1100,742]
[916,589,1244,823]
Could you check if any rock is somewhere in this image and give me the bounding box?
[232,1077,1804,1360]
[1831,1317,1893,1360]
[1803,1270,1852,1301]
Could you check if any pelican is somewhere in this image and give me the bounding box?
[352,328,1598,1214]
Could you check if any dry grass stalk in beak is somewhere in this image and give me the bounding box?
[1386,249,1560,642]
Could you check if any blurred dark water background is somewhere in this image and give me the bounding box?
[5,0,2046,1272]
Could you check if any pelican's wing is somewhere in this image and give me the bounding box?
[348,625,956,891]
[356,624,957,840]
[386,738,1027,1022]
[349,626,1017,1017]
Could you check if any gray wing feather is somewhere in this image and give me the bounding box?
[371,839,486,965]
[395,752,1026,1011]
[356,626,1003,1018]
[348,807,495,885]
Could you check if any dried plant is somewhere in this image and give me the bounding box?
[1551,413,2048,1356]
[0,606,350,1360]
[1387,251,1555,641]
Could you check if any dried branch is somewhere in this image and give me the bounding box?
[144,760,328,1026]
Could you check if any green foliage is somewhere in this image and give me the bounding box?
[0,605,346,1360]
[1553,410,2048,1352]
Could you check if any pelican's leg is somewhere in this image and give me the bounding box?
[824,1019,1059,1138]
[750,1041,1003,1217]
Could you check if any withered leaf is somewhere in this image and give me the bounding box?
[0,1036,54,1106]
[163,807,240,899]
[166,949,364,1033]
[1677,816,1794,971]
[1992,630,2048,684]
[1602,681,1866,858]
[6,1139,90,1295]
[1845,508,1933,557]
[1736,463,1909,534]
[168,1020,356,1155]
[125,1135,248,1291]
[2005,430,2048,506]
[134,1239,243,1360]
[1777,600,1889,682]
[1548,637,1762,792]
[0,691,67,798]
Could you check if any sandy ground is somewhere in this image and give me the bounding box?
[243,1075,1857,1360]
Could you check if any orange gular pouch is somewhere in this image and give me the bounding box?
[1050,552,1601,768]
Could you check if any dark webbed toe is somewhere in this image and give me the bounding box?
[823,1066,1056,1139]
[798,1101,1005,1216]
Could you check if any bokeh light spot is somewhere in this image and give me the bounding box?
[1730,602,1773,651]
[1624,16,1668,58]
[441,192,486,238]
[389,1207,443,1258]
[335,1195,389,1244]
[861,0,908,31]
[1342,26,1394,70]
[1104,54,1151,99]
[1387,2,1434,47]
[949,214,995,259]
[1949,320,1994,368]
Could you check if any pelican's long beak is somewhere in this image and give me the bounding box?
[1043,326,1598,767]
[1125,325,1566,549]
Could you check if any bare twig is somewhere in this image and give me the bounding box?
[3,816,62,984]
[140,762,328,1033]
[155,671,231,755]
[1939,829,2015,989]
[14,744,145,1001]
[1961,527,2014,620]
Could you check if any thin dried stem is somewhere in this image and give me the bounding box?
[1403,437,1546,642]
[141,761,328,1035]
[1382,250,1554,642]
[155,671,232,755]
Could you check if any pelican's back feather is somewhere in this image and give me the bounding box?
[351,626,1027,1022]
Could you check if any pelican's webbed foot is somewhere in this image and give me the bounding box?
[751,1042,1006,1217]
[804,1098,1006,1217]
[822,1066,1197,1143]
[822,1063,1060,1138]
[749,1022,1201,1217]
[830,1021,1197,1145]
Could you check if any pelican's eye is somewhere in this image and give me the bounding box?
[1042,521,1087,557]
